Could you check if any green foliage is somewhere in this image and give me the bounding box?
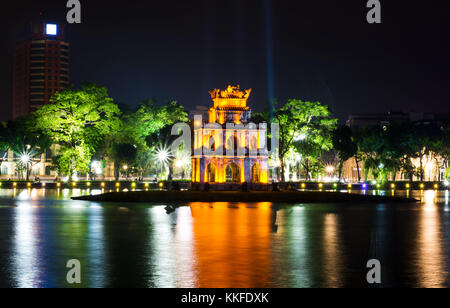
[127,99,188,149]
[0,116,52,180]
[255,99,337,180]
[100,99,188,179]
[332,125,357,180]
[110,143,138,180]
[279,100,337,180]
[34,83,121,179]
[355,122,446,181]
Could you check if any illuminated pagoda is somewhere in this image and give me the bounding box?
[192,85,269,190]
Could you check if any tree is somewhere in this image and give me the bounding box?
[111,143,138,180]
[146,124,186,181]
[441,124,450,180]
[287,100,337,181]
[34,83,121,180]
[332,125,357,182]
[254,99,337,181]
[409,124,441,181]
[133,100,188,179]
[357,126,385,181]
[128,99,188,148]
[0,117,52,181]
[0,123,9,176]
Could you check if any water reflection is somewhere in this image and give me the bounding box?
[148,207,176,287]
[13,206,40,287]
[323,213,343,288]
[276,206,312,287]
[417,191,446,287]
[0,189,450,287]
[190,202,273,288]
[173,207,196,287]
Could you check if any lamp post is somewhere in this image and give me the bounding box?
[156,148,170,180]
[20,154,31,181]
[123,164,129,180]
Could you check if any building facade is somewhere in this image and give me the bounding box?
[192,86,270,189]
[13,22,70,119]
[0,146,116,181]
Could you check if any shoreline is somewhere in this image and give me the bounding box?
[71,190,418,204]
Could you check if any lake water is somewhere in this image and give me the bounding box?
[0,188,449,288]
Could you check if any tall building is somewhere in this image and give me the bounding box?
[192,85,270,190]
[13,22,70,119]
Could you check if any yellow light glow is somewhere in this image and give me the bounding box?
[326,166,335,174]
[195,85,270,186]
[424,190,436,207]
[101,182,105,187]
[116,182,120,187]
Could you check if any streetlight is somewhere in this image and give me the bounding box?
[21,154,30,164]
[325,165,335,174]
[175,160,183,168]
[157,149,169,164]
[122,165,129,180]
[91,161,102,176]
[155,146,171,180]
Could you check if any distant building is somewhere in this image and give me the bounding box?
[347,111,450,130]
[13,22,70,119]
[189,105,209,121]
[192,85,270,189]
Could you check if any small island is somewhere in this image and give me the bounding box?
[72,190,417,204]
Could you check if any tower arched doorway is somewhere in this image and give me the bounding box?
[207,163,217,183]
[226,163,241,183]
[251,163,261,184]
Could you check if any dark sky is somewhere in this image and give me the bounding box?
[1,0,450,122]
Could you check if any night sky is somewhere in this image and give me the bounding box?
[1,0,450,122]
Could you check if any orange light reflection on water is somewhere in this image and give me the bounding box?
[189,202,273,288]
[417,190,446,287]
